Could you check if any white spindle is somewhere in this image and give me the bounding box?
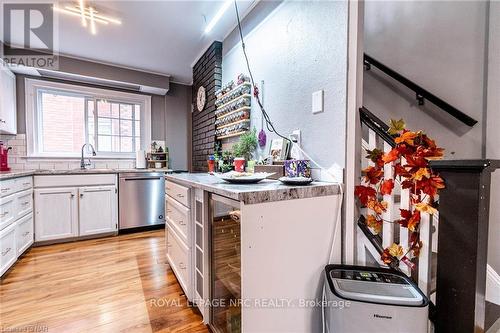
[382,142,395,249]
[418,212,433,296]
[399,186,411,276]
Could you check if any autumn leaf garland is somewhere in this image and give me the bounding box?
[355,119,445,267]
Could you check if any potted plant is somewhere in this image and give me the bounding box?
[232,128,258,172]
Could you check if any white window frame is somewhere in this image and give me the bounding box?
[25,78,151,159]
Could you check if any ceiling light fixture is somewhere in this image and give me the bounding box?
[53,2,121,35]
[204,0,234,34]
[78,0,86,26]
[89,7,96,35]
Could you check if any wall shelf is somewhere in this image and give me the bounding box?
[216,94,252,110]
[216,119,250,130]
[216,130,248,140]
[216,106,251,120]
[216,82,251,101]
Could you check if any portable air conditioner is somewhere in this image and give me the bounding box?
[324,264,429,333]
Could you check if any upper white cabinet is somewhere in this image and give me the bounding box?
[79,185,118,236]
[0,62,17,134]
[34,187,78,242]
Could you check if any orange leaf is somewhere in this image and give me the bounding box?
[413,168,430,181]
[407,211,421,232]
[388,243,404,258]
[354,185,377,206]
[395,131,418,145]
[366,214,382,234]
[367,200,388,214]
[362,166,384,184]
[382,148,400,163]
[414,202,438,215]
[380,179,395,195]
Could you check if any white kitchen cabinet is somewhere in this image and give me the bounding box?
[16,213,33,256]
[33,175,118,243]
[0,61,17,134]
[34,187,78,242]
[79,186,118,236]
[0,194,16,231]
[0,222,17,276]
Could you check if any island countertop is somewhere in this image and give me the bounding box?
[165,173,341,204]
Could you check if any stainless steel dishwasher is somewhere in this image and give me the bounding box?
[119,172,165,230]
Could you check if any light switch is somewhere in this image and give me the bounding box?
[312,90,324,114]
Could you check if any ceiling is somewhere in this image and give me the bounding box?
[5,0,255,84]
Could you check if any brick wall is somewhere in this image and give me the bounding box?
[191,41,222,172]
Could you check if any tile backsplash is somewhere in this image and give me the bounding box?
[0,134,136,171]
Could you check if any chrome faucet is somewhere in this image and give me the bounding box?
[80,143,96,169]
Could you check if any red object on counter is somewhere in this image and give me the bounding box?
[233,158,245,172]
[207,159,215,173]
[0,142,12,171]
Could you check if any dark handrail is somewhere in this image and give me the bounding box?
[364,53,478,127]
[359,107,396,147]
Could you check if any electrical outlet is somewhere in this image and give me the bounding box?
[289,129,301,145]
[312,90,324,114]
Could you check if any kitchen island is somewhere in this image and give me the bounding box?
[165,173,342,333]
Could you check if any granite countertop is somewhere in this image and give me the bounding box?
[0,168,172,180]
[165,173,341,204]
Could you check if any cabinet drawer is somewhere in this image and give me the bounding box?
[0,194,16,231]
[0,222,17,276]
[166,225,190,297]
[0,178,16,198]
[16,213,33,256]
[166,181,190,207]
[16,189,33,219]
[166,198,190,243]
[16,177,33,193]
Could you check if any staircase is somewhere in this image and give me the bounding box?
[357,106,500,332]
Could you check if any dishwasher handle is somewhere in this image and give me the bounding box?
[122,177,162,181]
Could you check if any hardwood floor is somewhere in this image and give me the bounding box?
[0,230,209,333]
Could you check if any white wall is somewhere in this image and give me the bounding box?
[364,1,499,274]
[222,0,348,171]
[364,1,487,159]
[486,1,500,274]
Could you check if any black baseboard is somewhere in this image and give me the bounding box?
[118,224,164,234]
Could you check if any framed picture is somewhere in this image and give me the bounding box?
[269,138,290,161]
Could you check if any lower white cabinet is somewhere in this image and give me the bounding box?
[79,186,118,236]
[166,224,191,295]
[0,222,17,276]
[16,213,34,256]
[34,175,118,242]
[1,176,34,277]
[34,187,78,242]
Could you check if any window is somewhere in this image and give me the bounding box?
[26,79,151,158]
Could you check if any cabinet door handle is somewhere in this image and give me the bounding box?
[70,194,75,198]
[22,182,31,186]
[1,247,11,256]
[178,220,186,226]
[167,209,172,213]
[1,188,10,192]
[177,194,184,198]
[21,201,30,206]
[80,193,84,198]
[179,262,187,269]
[0,211,9,217]
[22,231,30,237]
[0,119,6,124]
